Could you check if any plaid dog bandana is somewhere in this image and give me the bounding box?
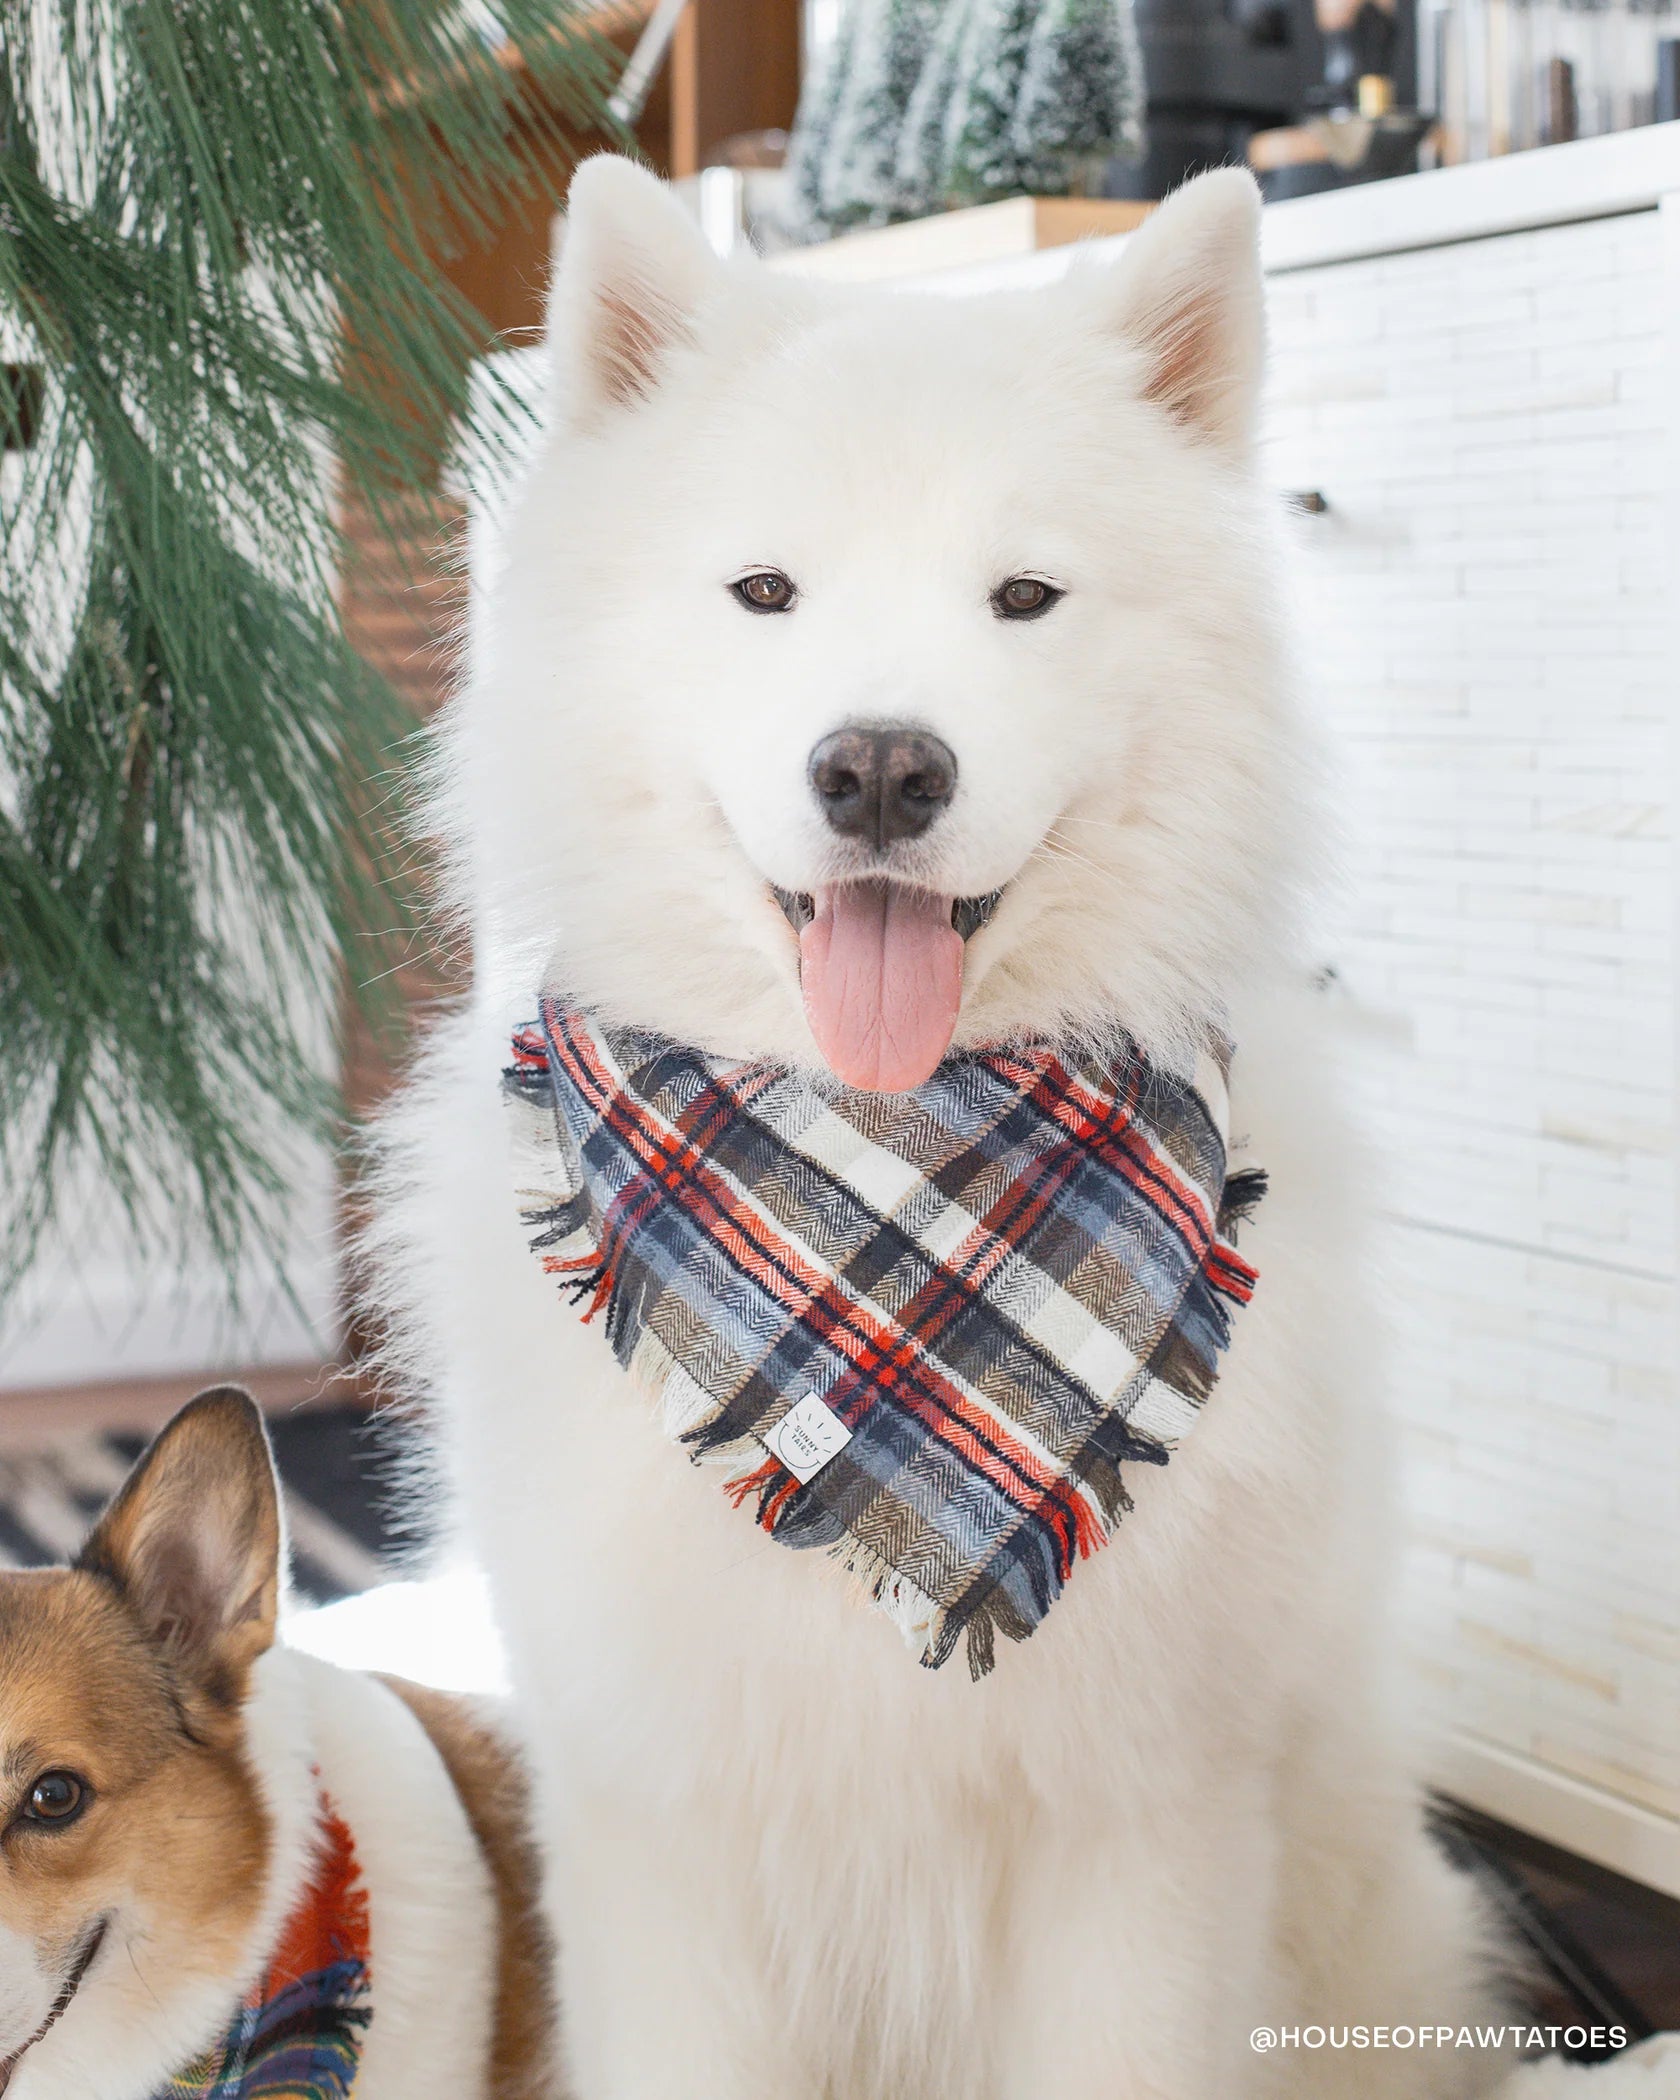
[159,1795,371,2098]
[507,998,1264,1678]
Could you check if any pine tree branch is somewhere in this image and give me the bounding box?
[0,0,622,1304]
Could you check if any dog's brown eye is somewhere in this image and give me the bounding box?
[992,576,1062,620]
[25,1772,85,1825]
[732,570,795,614]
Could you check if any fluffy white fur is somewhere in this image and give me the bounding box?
[371,157,1671,2099]
[13,1654,496,2100]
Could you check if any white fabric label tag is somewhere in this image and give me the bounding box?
[765,1393,853,1484]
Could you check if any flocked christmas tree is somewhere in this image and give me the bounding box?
[938,0,1043,206]
[894,0,976,217]
[788,0,1147,233]
[0,0,616,1293]
[1011,0,1145,193]
[785,1,861,239]
[818,0,945,229]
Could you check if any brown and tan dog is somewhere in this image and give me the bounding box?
[0,1388,552,2100]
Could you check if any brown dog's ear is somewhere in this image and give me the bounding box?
[77,1387,282,1707]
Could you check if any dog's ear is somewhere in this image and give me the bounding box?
[1094,167,1265,458]
[77,1387,282,1707]
[547,154,724,427]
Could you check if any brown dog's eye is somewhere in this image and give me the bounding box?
[24,1772,86,1825]
[732,570,795,614]
[992,576,1062,620]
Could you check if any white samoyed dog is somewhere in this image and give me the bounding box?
[371,156,1675,2100]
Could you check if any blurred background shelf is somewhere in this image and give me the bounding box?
[773,196,1154,280]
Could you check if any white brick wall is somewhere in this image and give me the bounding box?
[1263,209,1680,1837]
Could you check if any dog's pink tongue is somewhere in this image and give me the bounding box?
[800,881,962,1092]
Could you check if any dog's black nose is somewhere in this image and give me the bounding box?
[808,725,957,848]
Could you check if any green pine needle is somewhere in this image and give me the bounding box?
[0,0,623,1305]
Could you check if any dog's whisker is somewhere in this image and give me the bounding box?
[1027,837,1132,894]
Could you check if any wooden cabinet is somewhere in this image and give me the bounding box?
[668,0,800,177]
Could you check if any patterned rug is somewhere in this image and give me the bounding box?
[0,1404,402,1606]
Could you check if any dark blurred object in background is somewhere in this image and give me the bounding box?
[1094,0,1309,194]
[1094,0,1433,199]
[1657,37,1680,122]
[1248,0,1431,197]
